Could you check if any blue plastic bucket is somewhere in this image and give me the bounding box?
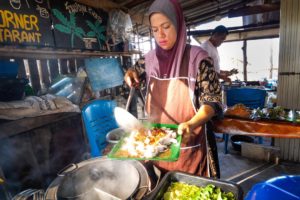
[0,60,19,78]
[245,175,300,200]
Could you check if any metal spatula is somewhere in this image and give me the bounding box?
[125,87,145,111]
[114,107,144,131]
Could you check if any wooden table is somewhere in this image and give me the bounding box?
[213,117,300,138]
[0,112,79,139]
[213,117,300,154]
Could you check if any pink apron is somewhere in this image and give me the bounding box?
[146,76,209,176]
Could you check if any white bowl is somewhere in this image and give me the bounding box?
[106,128,126,144]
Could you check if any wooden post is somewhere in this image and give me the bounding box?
[187,25,191,44]
[269,45,273,79]
[136,23,141,54]
[28,59,41,94]
[36,60,46,93]
[242,40,248,81]
[149,28,153,50]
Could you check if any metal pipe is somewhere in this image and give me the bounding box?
[0,168,12,200]
[242,40,248,82]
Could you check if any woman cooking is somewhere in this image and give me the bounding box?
[125,0,222,178]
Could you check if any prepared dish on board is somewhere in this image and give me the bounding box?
[224,103,251,119]
[108,124,181,161]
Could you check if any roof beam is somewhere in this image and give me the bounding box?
[191,25,279,44]
[118,0,135,7]
[228,3,280,18]
[75,0,121,11]
[185,1,251,26]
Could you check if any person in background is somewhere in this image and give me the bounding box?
[201,25,238,82]
[125,0,222,178]
[132,57,146,90]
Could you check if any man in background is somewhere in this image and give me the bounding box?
[201,25,238,144]
[201,25,237,82]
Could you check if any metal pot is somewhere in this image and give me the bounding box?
[12,189,44,200]
[45,157,151,200]
[106,128,126,144]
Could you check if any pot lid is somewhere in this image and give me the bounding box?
[57,160,140,199]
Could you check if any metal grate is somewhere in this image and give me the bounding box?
[277,0,300,110]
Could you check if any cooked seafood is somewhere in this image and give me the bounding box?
[225,103,251,118]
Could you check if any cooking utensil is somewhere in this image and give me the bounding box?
[126,85,145,111]
[114,107,144,131]
[106,127,126,144]
[56,159,140,199]
[45,158,151,200]
[126,87,136,111]
[12,189,44,200]
[93,188,121,200]
[147,171,243,200]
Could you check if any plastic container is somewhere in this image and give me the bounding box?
[226,88,267,109]
[48,76,86,105]
[0,60,19,78]
[0,78,28,101]
[147,171,243,200]
[245,175,300,200]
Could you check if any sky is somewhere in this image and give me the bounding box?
[137,16,280,81]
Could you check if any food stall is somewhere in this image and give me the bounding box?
[1,0,300,199]
[214,116,300,139]
[212,0,300,164]
[0,0,137,199]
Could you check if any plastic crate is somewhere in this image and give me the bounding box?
[0,78,28,101]
[0,60,19,78]
[147,171,243,200]
[245,175,300,200]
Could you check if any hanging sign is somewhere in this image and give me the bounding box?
[50,0,108,50]
[0,0,54,47]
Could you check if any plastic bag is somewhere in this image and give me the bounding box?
[107,10,133,45]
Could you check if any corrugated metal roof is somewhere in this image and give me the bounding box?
[77,0,258,36]
[76,0,281,37]
[116,0,262,35]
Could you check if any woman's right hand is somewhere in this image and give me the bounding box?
[124,68,140,88]
[178,122,191,135]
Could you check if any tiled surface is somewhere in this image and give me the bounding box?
[216,134,300,198]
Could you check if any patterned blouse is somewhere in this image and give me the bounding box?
[194,58,223,116]
[194,58,223,178]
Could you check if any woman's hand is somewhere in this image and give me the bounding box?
[178,121,193,135]
[124,68,140,88]
[178,105,216,135]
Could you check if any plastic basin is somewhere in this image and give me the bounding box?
[146,171,243,200]
[230,135,254,152]
[245,175,300,200]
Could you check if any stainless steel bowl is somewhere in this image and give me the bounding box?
[106,128,126,144]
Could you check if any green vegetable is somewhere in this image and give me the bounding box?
[163,182,236,200]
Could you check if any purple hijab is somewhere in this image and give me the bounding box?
[145,0,208,81]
